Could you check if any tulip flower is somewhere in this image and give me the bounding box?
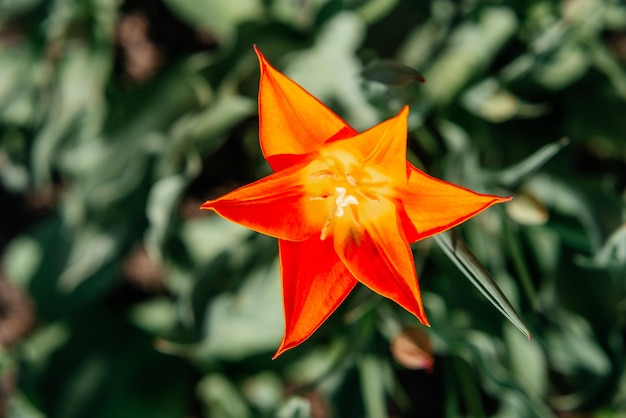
[201,47,511,358]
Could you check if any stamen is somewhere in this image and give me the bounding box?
[334,187,359,217]
[350,205,361,228]
[310,170,334,180]
[350,228,361,246]
[320,217,332,241]
[361,188,380,202]
[310,192,330,201]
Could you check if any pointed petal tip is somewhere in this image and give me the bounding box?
[413,308,430,327]
[493,195,513,206]
[272,340,296,359]
[388,105,409,125]
[199,200,214,210]
[254,45,271,74]
[253,44,264,60]
[254,45,274,72]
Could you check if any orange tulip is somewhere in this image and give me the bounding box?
[201,47,511,358]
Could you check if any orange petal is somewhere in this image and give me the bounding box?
[402,164,512,243]
[349,106,409,185]
[274,238,357,358]
[255,46,357,170]
[200,163,323,242]
[266,126,358,172]
[334,198,429,326]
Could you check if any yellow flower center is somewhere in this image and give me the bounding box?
[305,144,392,241]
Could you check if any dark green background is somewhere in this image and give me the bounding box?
[1,0,625,417]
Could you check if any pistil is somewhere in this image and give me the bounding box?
[334,187,359,217]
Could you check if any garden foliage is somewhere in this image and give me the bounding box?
[1,0,626,417]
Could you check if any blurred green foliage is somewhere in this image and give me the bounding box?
[1,0,626,417]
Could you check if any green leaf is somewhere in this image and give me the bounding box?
[2,235,43,288]
[180,216,251,265]
[485,138,569,188]
[462,78,549,123]
[195,261,283,361]
[423,7,518,106]
[524,174,602,251]
[544,310,611,377]
[168,94,255,162]
[129,298,178,335]
[57,226,122,292]
[276,397,312,418]
[239,372,283,413]
[162,0,262,45]
[357,354,389,418]
[145,174,188,262]
[434,230,532,340]
[32,40,111,185]
[0,0,43,22]
[504,325,547,397]
[197,374,252,418]
[591,224,626,267]
[7,392,47,418]
[357,0,400,23]
[20,323,70,370]
[533,41,590,90]
[0,45,39,125]
[362,59,426,86]
[283,11,378,130]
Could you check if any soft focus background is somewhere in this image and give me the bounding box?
[1,0,626,417]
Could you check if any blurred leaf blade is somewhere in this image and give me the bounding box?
[434,231,532,340]
[486,138,569,187]
[357,355,388,418]
[362,59,426,86]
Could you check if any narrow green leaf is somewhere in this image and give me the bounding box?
[589,219,626,268]
[434,231,532,340]
[453,356,485,418]
[505,325,547,397]
[485,138,569,187]
[357,354,388,418]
